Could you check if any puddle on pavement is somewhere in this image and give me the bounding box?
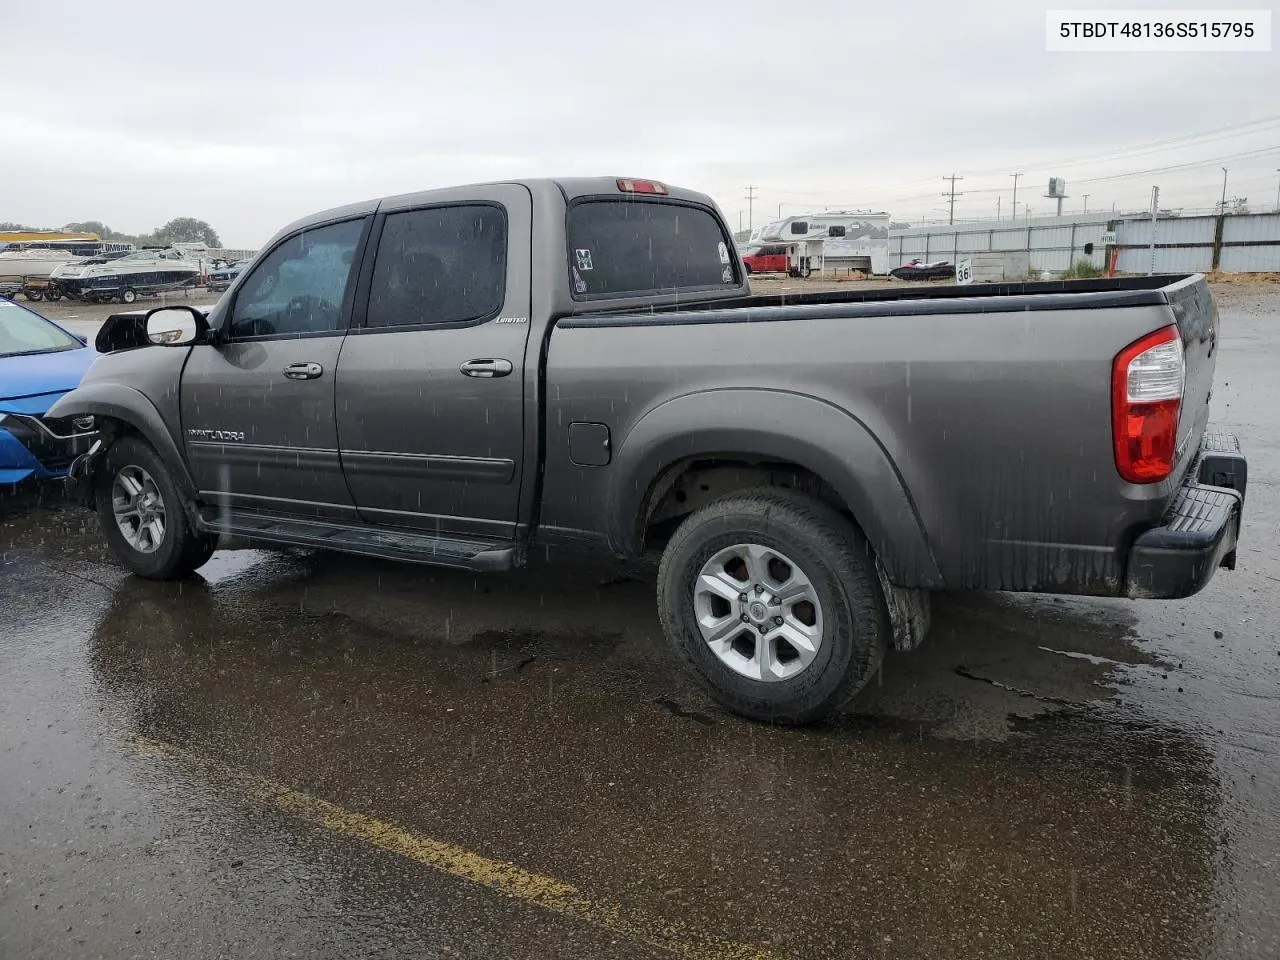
[0,497,1231,959]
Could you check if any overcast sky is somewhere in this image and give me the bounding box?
[3,1,1277,247]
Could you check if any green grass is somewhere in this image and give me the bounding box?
[1063,257,1105,279]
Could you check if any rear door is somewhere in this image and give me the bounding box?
[180,217,368,519]
[335,185,532,539]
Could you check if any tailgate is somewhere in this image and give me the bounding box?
[1166,276,1219,467]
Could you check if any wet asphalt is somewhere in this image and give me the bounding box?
[2,283,1278,960]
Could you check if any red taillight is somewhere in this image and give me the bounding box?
[616,178,668,195]
[1112,324,1184,484]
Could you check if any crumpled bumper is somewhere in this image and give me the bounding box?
[0,415,99,486]
[0,428,52,484]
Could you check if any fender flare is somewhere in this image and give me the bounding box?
[606,388,943,588]
[46,383,198,499]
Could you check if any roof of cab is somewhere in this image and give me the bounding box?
[268,177,720,247]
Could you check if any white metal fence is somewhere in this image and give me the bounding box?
[889,212,1280,274]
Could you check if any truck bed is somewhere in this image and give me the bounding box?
[574,274,1201,321]
[545,273,1218,596]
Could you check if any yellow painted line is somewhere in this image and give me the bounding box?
[132,737,780,960]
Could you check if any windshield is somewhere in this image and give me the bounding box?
[0,300,82,358]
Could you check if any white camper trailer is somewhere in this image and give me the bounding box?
[749,211,892,275]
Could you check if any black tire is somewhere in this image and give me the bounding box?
[25,289,44,302]
[96,435,217,580]
[120,288,137,304]
[657,489,889,725]
[743,263,753,275]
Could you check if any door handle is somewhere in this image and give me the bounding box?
[282,362,323,380]
[460,359,513,378]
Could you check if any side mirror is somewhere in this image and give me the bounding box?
[146,306,206,346]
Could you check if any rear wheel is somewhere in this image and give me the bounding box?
[657,489,889,724]
[25,289,44,302]
[120,288,137,304]
[96,436,217,579]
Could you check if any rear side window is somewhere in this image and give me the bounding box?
[366,205,506,328]
[566,200,738,299]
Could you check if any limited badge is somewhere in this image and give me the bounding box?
[718,241,730,264]
[575,249,594,271]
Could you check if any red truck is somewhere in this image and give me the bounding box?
[739,243,789,274]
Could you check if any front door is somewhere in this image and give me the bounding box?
[180,216,368,519]
[335,185,532,540]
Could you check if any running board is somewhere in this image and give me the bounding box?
[198,512,522,572]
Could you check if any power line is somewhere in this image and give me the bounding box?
[740,121,1280,221]
[783,113,1280,202]
[942,174,964,224]
[964,114,1280,180]
[1074,145,1280,185]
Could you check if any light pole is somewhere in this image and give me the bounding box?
[1220,168,1228,213]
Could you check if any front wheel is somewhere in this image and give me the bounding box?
[96,436,217,579]
[657,490,889,724]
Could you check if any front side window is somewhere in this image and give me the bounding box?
[365,205,507,329]
[228,218,364,339]
[566,200,738,298]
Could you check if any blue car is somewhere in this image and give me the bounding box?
[0,298,99,485]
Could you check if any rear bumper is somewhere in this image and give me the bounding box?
[1123,433,1247,599]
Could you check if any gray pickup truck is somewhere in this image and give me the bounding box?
[50,176,1248,724]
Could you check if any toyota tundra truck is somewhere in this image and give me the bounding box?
[49,176,1248,724]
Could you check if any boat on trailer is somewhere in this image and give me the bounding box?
[50,247,200,303]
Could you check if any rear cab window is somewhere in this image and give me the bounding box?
[566,200,739,299]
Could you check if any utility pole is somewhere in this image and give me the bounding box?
[1083,194,1090,214]
[744,185,758,232]
[738,211,743,233]
[1220,168,1228,214]
[996,196,1002,220]
[1149,185,1159,277]
[1274,168,1279,212]
[1010,172,1022,220]
[942,174,964,225]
